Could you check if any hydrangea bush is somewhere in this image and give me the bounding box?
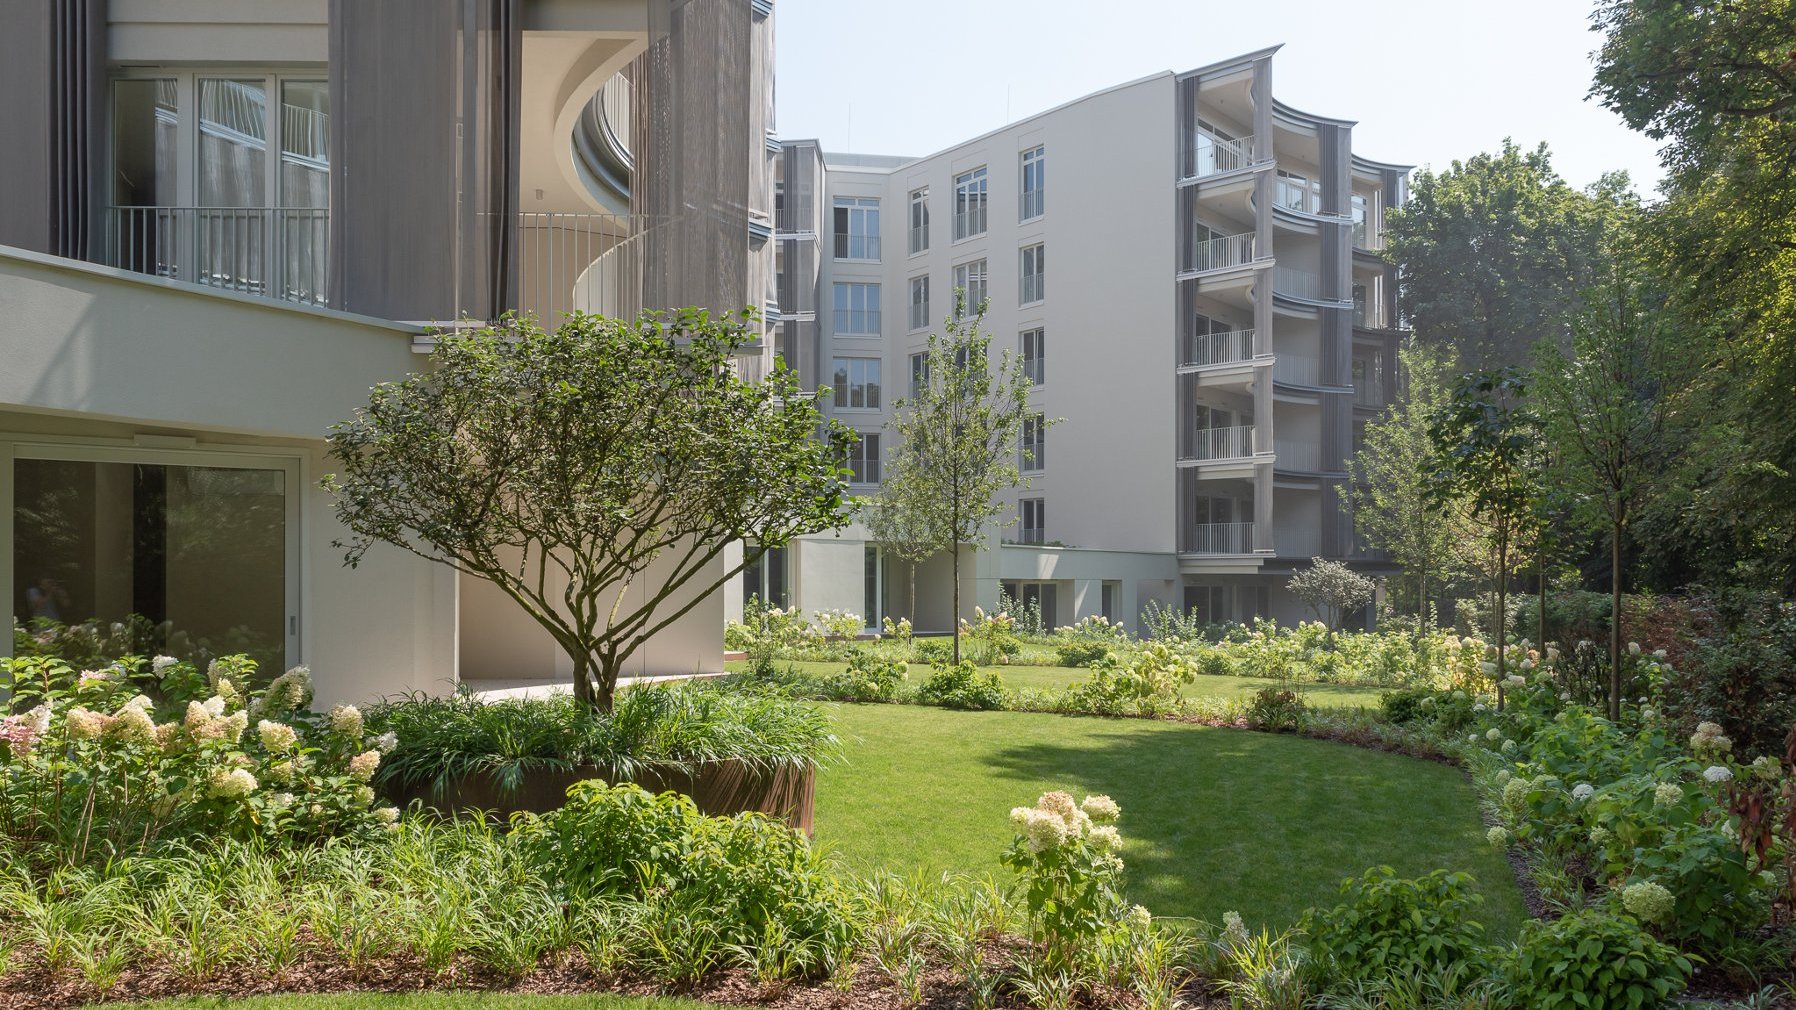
[1001,791,1138,970]
[0,652,397,866]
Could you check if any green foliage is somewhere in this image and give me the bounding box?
[916,661,1010,711]
[366,683,835,794]
[516,781,852,973]
[960,608,1022,666]
[1669,588,1796,758]
[323,309,855,711]
[1287,558,1377,636]
[999,791,1131,970]
[1061,643,1197,717]
[1501,909,1692,1010]
[817,653,909,703]
[0,653,391,869]
[1054,639,1112,668]
[1244,686,1308,733]
[1299,867,1486,989]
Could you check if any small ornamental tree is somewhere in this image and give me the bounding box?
[882,294,1048,663]
[1288,557,1377,646]
[324,309,856,712]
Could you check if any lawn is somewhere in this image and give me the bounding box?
[723,660,1388,708]
[115,998,704,1010]
[812,702,1526,939]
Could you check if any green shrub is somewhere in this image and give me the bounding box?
[517,780,853,972]
[1244,686,1307,732]
[1502,909,1691,1010]
[818,653,909,703]
[1299,867,1485,987]
[917,661,1010,711]
[913,637,953,664]
[999,791,1134,969]
[1061,643,1196,717]
[1379,687,1434,724]
[1054,639,1113,668]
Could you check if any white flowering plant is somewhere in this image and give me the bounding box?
[1061,641,1198,717]
[1001,791,1133,969]
[0,652,397,867]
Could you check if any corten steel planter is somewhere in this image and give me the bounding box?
[381,758,816,833]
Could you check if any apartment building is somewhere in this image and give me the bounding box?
[745,47,1408,635]
[0,0,777,701]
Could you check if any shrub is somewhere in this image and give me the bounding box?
[1502,909,1691,1010]
[1061,643,1196,717]
[1298,867,1485,987]
[1378,687,1434,724]
[916,661,1010,711]
[1,653,393,866]
[1666,589,1796,760]
[1000,791,1133,969]
[517,780,852,973]
[1054,639,1113,668]
[818,653,908,703]
[961,608,1022,665]
[1245,686,1307,733]
[913,637,953,664]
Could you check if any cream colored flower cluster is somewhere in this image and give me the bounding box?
[1690,721,1732,761]
[1008,790,1122,854]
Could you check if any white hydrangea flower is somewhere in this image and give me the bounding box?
[374,731,399,755]
[1654,782,1682,807]
[1486,826,1509,847]
[1486,728,1501,741]
[1571,783,1595,802]
[151,655,179,674]
[1501,739,1517,755]
[208,767,258,800]
[1125,905,1152,932]
[1703,765,1734,784]
[1081,794,1120,823]
[375,806,401,826]
[1620,880,1674,924]
[257,719,298,752]
[1628,642,1642,656]
[329,704,364,739]
[348,749,382,782]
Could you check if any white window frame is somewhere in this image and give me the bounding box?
[953,166,988,241]
[833,196,881,261]
[1019,497,1045,544]
[908,187,929,255]
[1020,327,1045,385]
[831,357,883,410]
[0,435,304,668]
[1019,146,1045,221]
[909,352,929,398]
[952,258,988,319]
[1021,413,1046,472]
[908,274,930,331]
[1019,243,1045,304]
[832,281,882,336]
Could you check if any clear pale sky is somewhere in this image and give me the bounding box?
[773,0,1666,193]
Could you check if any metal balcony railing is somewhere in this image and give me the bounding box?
[1186,521,1255,554]
[516,211,663,323]
[1272,352,1321,386]
[1354,373,1386,407]
[1182,327,1256,367]
[1273,265,1325,300]
[1020,188,1044,221]
[1189,231,1256,273]
[104,206,330,306]
[1274,439,1322,472]
[1184,424,1256,461]
[1020,271,1045,304]
[1185,131,1258,179]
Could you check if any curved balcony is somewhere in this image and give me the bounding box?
[573,72,634,208]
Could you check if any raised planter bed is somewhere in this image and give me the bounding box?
[381,758,816,833]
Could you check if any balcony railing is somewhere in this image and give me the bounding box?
[1272,352,1321,386]
[1182,327,1256,368]
[1273,439,1321,472]
[517,211,684,324]
[1186,521,1255,554]
[1354,373,1386,407]
[1020,188,1044,221]
[104,206,330,306]
[1273,265,1325,301]
[1189,231,1256,273]
[1185,131,1258,179]
[1184,424,1256,461]
[1020,271,1045,304]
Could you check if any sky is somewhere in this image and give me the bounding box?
[773,0,1667,194]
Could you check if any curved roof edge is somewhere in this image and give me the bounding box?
[1352,152,1416,174]
[1272,98,1356,131]
[1176,43,1283,81]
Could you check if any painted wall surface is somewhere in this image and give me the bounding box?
[108,0,330,63]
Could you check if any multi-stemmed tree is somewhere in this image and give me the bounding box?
[324,309,856,712]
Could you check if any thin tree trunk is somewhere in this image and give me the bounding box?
[1496,531,1508,712]
[952,543,962,665]
[1610,522,1623,722]
[1537,556,1547,648]
[909,565,917,624]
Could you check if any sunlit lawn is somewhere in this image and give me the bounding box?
[813,702,1525,939]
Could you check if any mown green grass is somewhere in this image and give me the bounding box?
[813,702,1525,939]
[112,997,706,1010]
[723,659,1388,708]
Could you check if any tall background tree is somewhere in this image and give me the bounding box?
[880,297,1045,664]
[1591,0,1796,591]
[325,310,856,712]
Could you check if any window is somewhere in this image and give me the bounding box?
[831,357,882,409]
[908,274,930,331]
[742,545,789,608]
[1021,413,1046,471]
[1019,243,1045,304]
[863,546,884,630]
[908,187,929,254]
[1020,327,1045,384]
[832,196,880,260]
[1100,582,1118,622]
[1275,169,1320,214]
[846,433,882,484]
[1020,146,1045,220]
[832,282,881,335]
[910,352,929,397]
[953,166,988,240]
[1019,497,1045,544]
[952,259,988,318]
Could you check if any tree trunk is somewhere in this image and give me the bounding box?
[1537,554,1547,647]
[580,652,617,715]
[1495,533,1508,712]
[909,565,918,624]
[951,543,962,665]
[1609,522,1623,722]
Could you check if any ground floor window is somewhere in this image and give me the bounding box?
[741,544,789,609]
[1183,584,1231,626]
[863,545,883,632]
[1000,579,1059,633]
[1100,581,1118,622]
[9,450,295,670]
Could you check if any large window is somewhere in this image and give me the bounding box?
[110,72,330,304]
[863,546,884,631]
[908,187,929,255]
[1021,413,1046,471]
[741,545,789,608]
[908,274,930,331]
[1019,497,1045,544]
[953,166,988,240]
[910,352,929,398]
[1021,327,1045,385]
[952,259,988,318]
[1020,146,1045,220]
[833,196,880,260]
[1019,243,1045,304]
[832,282,881,335]
[10,451,296,670]
[831,357,883,409]
[846,433,882,484]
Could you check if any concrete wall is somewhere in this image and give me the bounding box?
[108,0,329,63]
